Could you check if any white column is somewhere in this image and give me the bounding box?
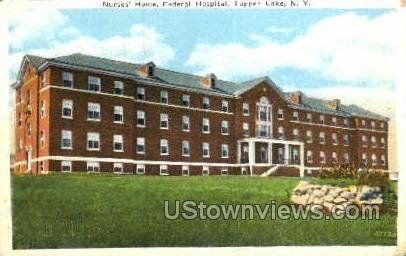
[237,142,241,164]
[249,140,255,176]
[300,143,305,177]
[268,142,272,164]
[284,144,289,165]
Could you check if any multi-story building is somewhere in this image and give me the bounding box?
[12,53,389,176]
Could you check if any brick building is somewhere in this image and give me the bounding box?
[12,54,389,176]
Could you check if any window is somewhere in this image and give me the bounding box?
[17,112,22,127]
[332,133,338,145]
[221,121,229,135]
[243,123,249,136]
[344,118,349,127]
[87,162,100,172]
[40,130,45,148]
[182,165,189,176]
[332,117,337,126]
[343,134,349,145]
[61,130,72,149]
[40,100,45,118]
[307,151,313,163]
[278,109,284,119]
[371,136,377,146]
[362,153,367,164]
[202,97,210,109]
[136,137,145,154]
[182,140,190,156]
[113,81,124,95]
[182,94,190,107]
[293,128,299,141]
[160,165,168,175]
[160,139,169,155]
[381,155,386,165]
[202,142,210,157]
[306,113,312,122]
[371,154,377,166]
[113,135,123,152]
[221,144,229,158]
[306,130,313,143]
[178,115,190,132]
[114,163,123,173]
[361,119,366,127]
[87,132,100,150]
[332,152,338,164]
[136,164,145,174]
[344,153,350,163]
[160,113,169,129]
[61,161,72,172]
[380,137,386,147]
[319,115,325,124]
[371,121,376,129]
[160,90,168,104]
[221,100,228,112]
[27,122,31,135]
[137,87,145,100]
[137,110,145,127]
[62,72,73,87]
[87,103,100,121]
[278,126,285,139]
[114,106,124,123]
[62,99,73,119]
[362,135,368,145]
[243,103,249,115]
[202,118,210,133]
[380,122,385,129]
[221,167,228,176]
[292,111,299,121]
[88,76,101,92]
[202,166,209,176]
[320,151,326,164]
[319,132,325,144]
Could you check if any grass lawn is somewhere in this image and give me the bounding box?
[12,174,397,248]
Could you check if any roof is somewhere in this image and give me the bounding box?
[15,53,389,121]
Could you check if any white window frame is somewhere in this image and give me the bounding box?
[202,97,210,109]
[61,161,72,172]
[202,142,210,158]
[160,139,169,155]
[87,161,100,173]
[113,106,124,123]
[332,133,338,145]
[320,151,326,164]
[292,111,299,121]
[62,72,73,88]
[221,100,229,112]
[160,164,169,176]
[202,118,210,134]
[344,153,350,163]
[182,165,190,176]
[319,115,325,124]
[319,132,325,144]
[278,126,285,139]
[137,87,145,100]
[344,118,349,126]
[182,94,190,107]
[40,100,46,119]
[362,153,368,164]
[332,152,338,163]
[136,164,145,174]
[371,121,376,129]
[306,130,313,143]
[160,113,169,129]
[137,110,145,127]
[242,103,249,116]
[40,130,45,148]
[202,166,209,176]
[88,76,101,92]
[243,122,249,136]
[113,81,124,95]
[306,113,312,122]
[160,90,169,104]
[136,137,145,154]
[293,128,299,141]
[221,120,229,135]
[62,99,73,119]
[278,108,284,119]
[87,132,100,151]
[371,136,377,146]
[113,163,124,173]
[182,116,190,132]
[113,134,124,152]
[307,150,313,163]
[361,119,366,127]
[61,130,72,149]
[381,155,386,165]
[182,140,190,157]
[332,117,337,125]
[87,102,101,121]
[221,144,229,159]
[343,134,349,145]
[371,154,377,166]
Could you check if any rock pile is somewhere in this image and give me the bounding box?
[291,181,383,212]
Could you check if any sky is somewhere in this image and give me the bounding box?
[7,8,400,118]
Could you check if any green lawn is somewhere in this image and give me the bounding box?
[12,174,397,248]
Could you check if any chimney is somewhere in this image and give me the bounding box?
[200,73,216,89]
[289,91,303,104]
[136,61,155,77]
[327,99,341,110]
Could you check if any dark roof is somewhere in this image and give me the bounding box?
[20,53,388,121]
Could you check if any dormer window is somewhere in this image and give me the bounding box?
[136,62,156,77]
[201,73,216,89]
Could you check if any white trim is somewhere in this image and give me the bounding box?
[290,120,387,133]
